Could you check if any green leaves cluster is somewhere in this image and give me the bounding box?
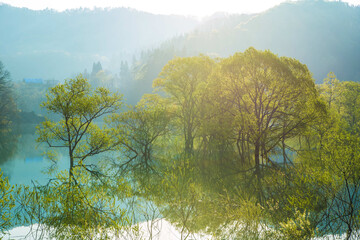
[0,169,15,236]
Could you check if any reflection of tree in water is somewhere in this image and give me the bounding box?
[0,124,45,167]
[0,127,18,166]
[14,125,44,160]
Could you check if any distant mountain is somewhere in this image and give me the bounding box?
[194,0,360,82]
[131,0,360,102]
[1,0,359,98]
[0,4,199,80]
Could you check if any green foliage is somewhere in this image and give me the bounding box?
[8,50,360,240]
[110,94,172,172]
[337,81,360,133]
[37,74,123,169]
[133,48,325,239]
[31,75,129,238]
[0,61,16,130]
[279,209,314,240]
[154,55,215,155]
[0,169,15,236]
[285,75,360,238]
[156,159,204,240]
[18,168,130,240]
[320,72,341,109]
[211,193,275,240]
[208,48,318,171]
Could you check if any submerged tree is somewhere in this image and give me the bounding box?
[153,55,215,155]
[207,48,319,178]
[37,74,123,178]
[110,94,172,173]
[32,75,129,238]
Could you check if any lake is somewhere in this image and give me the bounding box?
[0,124,69,186]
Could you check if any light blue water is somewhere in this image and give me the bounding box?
[0,125,69,186]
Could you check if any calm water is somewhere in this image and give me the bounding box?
[0,124,69,185]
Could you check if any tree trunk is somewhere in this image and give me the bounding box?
[254,139,260,177]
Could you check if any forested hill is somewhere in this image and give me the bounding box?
[132,0,360,101]
[0,4,198,81]
[193,0,360,82]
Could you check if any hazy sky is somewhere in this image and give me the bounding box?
[0,0,359,17]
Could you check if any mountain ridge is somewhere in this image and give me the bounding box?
[0,4,199,80]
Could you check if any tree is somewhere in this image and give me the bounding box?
[91,70,117,89]
[320,72,341,109]
[337,81,360,133]
[91,61,102,77]
[110,94,171,172]
[320,129,360,239]
[37,74,122,179]
[0,61,16,130]
[35,75,127,237]
[208,48,318,178]
[312,79,360,239]
[0,61,17,168]
[284,78,360,239]
[153,55,215,155]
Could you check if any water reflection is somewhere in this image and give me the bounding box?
[0,126,18,166]
[0,124,68,185]
[0,125,313,239]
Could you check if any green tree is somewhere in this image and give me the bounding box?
[145,49,323,238]
[320,72,341,109]
[37,74,123,179]
[310,78,360,239]
[0,61,16,130]
[208,48,318,178]
[153,55,215,155]
[337,81,360,133]
[320,129,360,239]
[293,121,360,239]
[34,75,128,238]
[110,94,171,172]
[0,169,15,237]
[286,78,360,239]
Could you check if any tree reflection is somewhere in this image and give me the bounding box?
[0,127,18,166]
